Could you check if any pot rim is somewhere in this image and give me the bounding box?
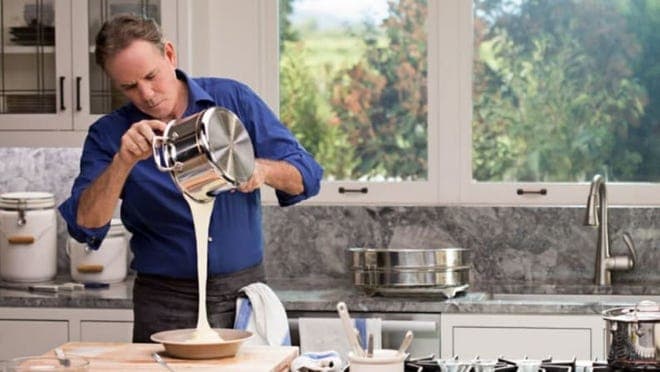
[602,300,660,322]
[348,247,471,252]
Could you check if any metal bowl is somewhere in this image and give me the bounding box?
[150,328,252,359]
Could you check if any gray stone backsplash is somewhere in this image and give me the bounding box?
[1,148,659,293]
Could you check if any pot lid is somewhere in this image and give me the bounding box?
[602,300,660,322]
[200,107,255,185]
[0,191,55,209]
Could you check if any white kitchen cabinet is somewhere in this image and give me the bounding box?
[0,319,69,359]
[0,307,133,360]
[0,0,181,146]
[440,313,606,360]
[80,320,133,342]
[287,311,441,358]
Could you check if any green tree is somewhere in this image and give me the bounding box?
[624,0,660,181]
[279,0,298,53]
[280,44,356,179]
[473,0,648,182]
[279,0,356,179]
[330,0,428,180]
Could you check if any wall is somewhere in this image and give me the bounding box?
[1,148,658,292]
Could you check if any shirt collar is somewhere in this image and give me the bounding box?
[175,69,215,114]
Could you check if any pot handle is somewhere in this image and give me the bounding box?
[152,135,176,172]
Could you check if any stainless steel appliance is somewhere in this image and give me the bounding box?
[403,356,630,372]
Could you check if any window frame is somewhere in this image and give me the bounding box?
[258,0,659,206]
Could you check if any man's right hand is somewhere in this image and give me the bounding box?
[77,119,168,228]
[117,120,168,166]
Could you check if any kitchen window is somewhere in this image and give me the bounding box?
[277,0,437,204]
[274,0,660,206]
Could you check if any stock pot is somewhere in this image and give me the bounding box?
[152,106,255,202]
[602,300,660,367]
[348,247,471,297]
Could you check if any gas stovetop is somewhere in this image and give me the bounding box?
[404,356,660,372]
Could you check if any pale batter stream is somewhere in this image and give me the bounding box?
[183,194,223,343]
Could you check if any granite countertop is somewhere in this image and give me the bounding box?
[2,276,657,315]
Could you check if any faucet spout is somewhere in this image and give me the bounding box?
[583,174,635,286]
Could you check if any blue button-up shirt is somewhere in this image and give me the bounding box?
[59,70,323,278]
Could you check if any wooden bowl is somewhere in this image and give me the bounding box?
[150,328,252,359]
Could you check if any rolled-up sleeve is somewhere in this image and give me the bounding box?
[236,84,323,206]
[58,124,113,248]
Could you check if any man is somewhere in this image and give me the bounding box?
[59,14,323,342]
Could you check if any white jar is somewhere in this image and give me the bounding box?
[67,218,128,284]
[0,192,57,283]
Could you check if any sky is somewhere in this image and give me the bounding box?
[290,0,390,27]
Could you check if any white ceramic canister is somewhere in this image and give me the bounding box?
[0,192,57,283]
[67,218,128,284]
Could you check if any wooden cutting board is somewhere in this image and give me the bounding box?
[52,342,299,371]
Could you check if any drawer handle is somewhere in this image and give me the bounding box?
[59,76,66,111]
[8,235,35,245]
[77,264,104,274]
[516,188,547,196]
[339,187,368,194]
[76,77,82,111]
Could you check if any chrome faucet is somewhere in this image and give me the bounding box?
[583,174,636,286]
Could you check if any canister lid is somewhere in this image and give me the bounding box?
[602,300,660,322]
[0,192,55,210]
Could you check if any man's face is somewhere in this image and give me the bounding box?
[104,40,183,121]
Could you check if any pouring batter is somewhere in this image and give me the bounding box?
[58,14,323,343]
[183,194,222,343]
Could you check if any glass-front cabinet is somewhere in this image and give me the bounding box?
[0,0,177,145]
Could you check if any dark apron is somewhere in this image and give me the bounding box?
[132,263,265,343]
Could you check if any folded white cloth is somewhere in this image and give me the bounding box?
[298,317,382,361]
[290,351,345,372]
[233,282,291,346]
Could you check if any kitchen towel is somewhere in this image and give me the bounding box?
[298,317,382,361]
[233,282,291,346]
[290,351,345,372]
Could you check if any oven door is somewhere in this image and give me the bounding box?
[287,311,440,358]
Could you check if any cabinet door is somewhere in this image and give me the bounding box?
[0,0,72,130]
[287,311,441,358]
[441,313,605,360]
[0,319,69,359]
[71,0,177,131]
[80,320,133,342]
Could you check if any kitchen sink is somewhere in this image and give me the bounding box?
[487,293,660,304]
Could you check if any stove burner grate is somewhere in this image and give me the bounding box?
[401,356,660,372]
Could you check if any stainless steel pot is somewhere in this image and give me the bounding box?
[348,247,471,297]
[602,300,660,368]
[349,247,470,270]
[152,107,255,203]
[352,267,470,287]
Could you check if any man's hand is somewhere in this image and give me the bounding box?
[236,158,304,195]
[77,120,168,228]
[237,159,269,193]
[117,120,168,166]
